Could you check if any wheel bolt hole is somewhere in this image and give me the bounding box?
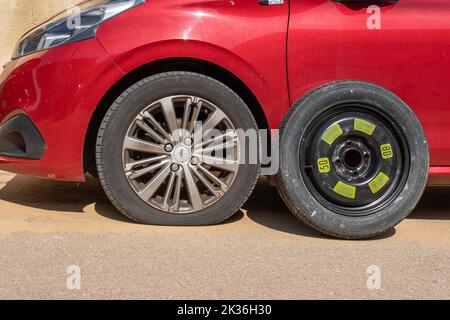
[184,138,193,146]
[165,144,174,152]
[191,157,199,165]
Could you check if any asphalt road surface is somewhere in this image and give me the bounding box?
[0,171,449,300]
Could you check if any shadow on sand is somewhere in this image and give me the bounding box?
[0,174,447,238]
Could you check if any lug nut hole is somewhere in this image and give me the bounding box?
[165,144,174,152]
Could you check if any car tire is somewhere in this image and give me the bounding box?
[276,81,429,239]
[96,71,259,225]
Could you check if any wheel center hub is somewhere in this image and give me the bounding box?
[342,148,363,169]
[171,144,192,164]
[333,140,371,181]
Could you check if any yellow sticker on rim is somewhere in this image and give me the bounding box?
[368,172,390,194]
[380,144,393,159]
[317,157,331,173]
[322,124,343,145]
[333,181,356,199]
[354,118,376,136]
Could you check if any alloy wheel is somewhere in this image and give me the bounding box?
[122,95,240,214]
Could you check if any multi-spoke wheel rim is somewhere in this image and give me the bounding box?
[300,103,409,217]
[122,95,240,214]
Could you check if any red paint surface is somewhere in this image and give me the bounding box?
[0,0,448,182]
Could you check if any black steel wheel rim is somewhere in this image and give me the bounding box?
[299,102,410,217]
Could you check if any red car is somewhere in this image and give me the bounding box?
[0,0,445,239]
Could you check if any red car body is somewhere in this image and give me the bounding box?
[0,0,449,183]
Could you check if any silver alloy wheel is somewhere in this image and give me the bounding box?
[122,95,240,214]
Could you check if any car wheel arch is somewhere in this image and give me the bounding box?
[83,57,269,176]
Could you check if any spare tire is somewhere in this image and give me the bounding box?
[276,81,429,239]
